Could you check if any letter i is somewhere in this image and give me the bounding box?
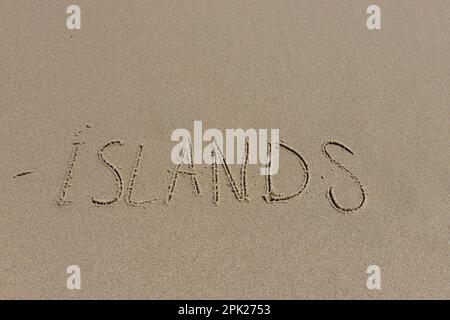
[57,142,83,205]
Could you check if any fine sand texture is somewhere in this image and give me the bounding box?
[0,0,449,299]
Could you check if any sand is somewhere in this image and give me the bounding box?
[0,0,448,299]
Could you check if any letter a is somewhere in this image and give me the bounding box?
[66,5,81,30]
[366,5,381,30]
[66,265,81,290]
[366,265,381,290]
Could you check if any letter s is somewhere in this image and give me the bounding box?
[322,141,366,213]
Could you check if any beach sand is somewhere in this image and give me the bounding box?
[0,0,448,299]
